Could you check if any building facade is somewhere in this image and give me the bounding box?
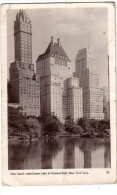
[9,10,40,116]
[67,77,83,121]
[75,47,104,120]
[36,37,83,122]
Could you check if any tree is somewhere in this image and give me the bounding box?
[90,119,99,131]
[64,116,76,133]
[44,115,64,135]
[98,120,110,132]
[26,117,42,138]
[74,125,84,135]
[78,118,90,131]
[8,106,26,137]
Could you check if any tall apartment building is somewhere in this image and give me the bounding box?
[75,47,104,120]
[36,37,83,122]
[9,10,40,116]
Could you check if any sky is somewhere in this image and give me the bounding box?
[7,7,108,88]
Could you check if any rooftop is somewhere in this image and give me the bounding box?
[15,9,31,24]
[37,37,71,62]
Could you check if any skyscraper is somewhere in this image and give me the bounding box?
[9,10,40,116]
[75,47,104,120]
[36,37,83,122]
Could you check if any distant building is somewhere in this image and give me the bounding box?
[36,37,83,122]
[67,77,83,121]
[100,87,109,120]
[9,10,40,116]
[7,80,11,103]
[106,101,110,120]
[75,47,104,120]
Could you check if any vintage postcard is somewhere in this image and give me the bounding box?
[1,2,116,185]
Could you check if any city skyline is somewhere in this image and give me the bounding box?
[6,5,112,174]
[7,7,108,88]
[8,9,106,121]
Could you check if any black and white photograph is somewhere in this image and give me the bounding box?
[7,4,111,170]
[1,2,116,185]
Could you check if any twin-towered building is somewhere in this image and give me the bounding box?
[8,10,104,122]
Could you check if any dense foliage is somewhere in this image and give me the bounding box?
[8,106,26,137]
[77,118,110,131]
[8,107,42,138]
[64,116,83,135]
[8,107,110,139]
[44,115,64,136]
[77,117,110,137]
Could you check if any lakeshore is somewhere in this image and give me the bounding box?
[8,131,110,145]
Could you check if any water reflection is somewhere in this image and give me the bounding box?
[8,137,111,170]
[41,138,64,169]
[64,139,75,168]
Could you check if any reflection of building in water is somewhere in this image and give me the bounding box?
[77,138,98,168]
[41,138,63,169]
[24,142,42,169]
[104,141,111,168]
[52,150,64,169]
[92,147,104,168]
[65,139,111,169]
[64,139,75,168]
[75,146,84,168]
[41,140,53,169]
[24,157,42,169]
[9,141,42,169]
[9,138,111,169]
[84,151,91,168]
[52,138,65,169]
[89,139,110,168]
[41,155,53,169]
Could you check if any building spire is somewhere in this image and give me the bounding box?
[88,32,89,50]
[50,36,54,44]
[107,55,110,100]
[57,38,60,47]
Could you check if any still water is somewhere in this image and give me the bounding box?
[8,137,111,169]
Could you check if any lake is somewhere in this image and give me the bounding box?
[8,137,111,169]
